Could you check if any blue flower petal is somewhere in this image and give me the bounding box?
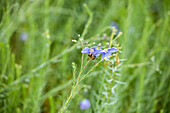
[101,52,105,60]
[93,48,102,57]
[95,53,101,57]
[91,46,98,49]
[104,52,111,61]
[101,49,114,61]
[108,47,117,53]
[81,47,90,53]
[105,52,112,58]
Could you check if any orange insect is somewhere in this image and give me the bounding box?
[88,53,96,60]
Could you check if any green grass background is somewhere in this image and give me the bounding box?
[0,0,170,113]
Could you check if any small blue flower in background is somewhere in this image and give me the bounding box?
[20,32,28,41]
[102,33,107,39]
[101,47,117,61]
[111,22,119,36]
[80,99,91,110]
[81,46,102,57]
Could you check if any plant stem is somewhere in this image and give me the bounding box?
[79,60,102,83]
[75,60,91,88]
[109,27,115,48]
[80,39,84,72]
[81,4,93,38]
[59,60,90,113]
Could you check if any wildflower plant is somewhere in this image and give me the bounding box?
[59,4,124,113]
[0,0,169,113]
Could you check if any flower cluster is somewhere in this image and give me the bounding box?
[111,22,119,36]
[81,46,117,61]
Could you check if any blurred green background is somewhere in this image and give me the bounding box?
[0,0,170,113]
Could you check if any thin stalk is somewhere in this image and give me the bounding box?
[81,4,93,38]
[75,60,91,88]
[109,27,115,48]
[79,60,102,83]
[95,72,105,112]
[80,39,84,72]
[104,74,115,113]
[59,60,90,113]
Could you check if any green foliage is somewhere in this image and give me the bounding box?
[0,0,170,113]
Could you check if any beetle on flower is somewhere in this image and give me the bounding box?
[81,46,102,60]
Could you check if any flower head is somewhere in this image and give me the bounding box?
[80,99,91,110]
[111,22,119,36]
[20,32,28,41]
[101,47,117,61]
[81,46,102,57]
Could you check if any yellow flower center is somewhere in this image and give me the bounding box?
[90,48,94,53]
[104,49,108,53]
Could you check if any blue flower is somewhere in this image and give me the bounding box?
[81,46,102,57]
[20,32,28,41]
[101,47,117,61]
[80,99,91,110]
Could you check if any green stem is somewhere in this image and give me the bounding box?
[104,64,116,113]
[59,60,90,113]
[81,4,93,38]
[95,72,105,112]
[59,4,93,113]
[79,60,102,83]
[80,39,84,72]
[75,60,91,88]
[109,27,115,48]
